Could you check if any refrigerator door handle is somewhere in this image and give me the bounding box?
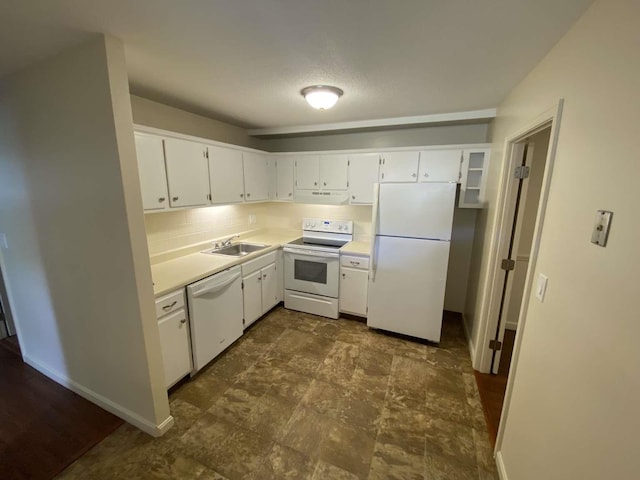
[370,183,380,281]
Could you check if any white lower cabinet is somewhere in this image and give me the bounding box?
[339,255,370,317]
[155,289,191,388]
[242,251,281,328]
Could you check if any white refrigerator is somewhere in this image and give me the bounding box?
[367,182,456,342]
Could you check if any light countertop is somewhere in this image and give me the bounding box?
[151,230,371,297]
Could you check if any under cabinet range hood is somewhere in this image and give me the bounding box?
[293,190,350,205]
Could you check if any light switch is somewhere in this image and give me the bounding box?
[535,273,548,302]
[591,210,613,247]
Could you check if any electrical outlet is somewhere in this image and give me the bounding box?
[249,214,256,225]
[535,273,548,302]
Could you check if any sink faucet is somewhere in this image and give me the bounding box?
[221,235,240,247]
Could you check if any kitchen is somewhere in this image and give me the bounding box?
[1,0,636,478]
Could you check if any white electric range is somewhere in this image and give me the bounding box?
[283,218,353,319]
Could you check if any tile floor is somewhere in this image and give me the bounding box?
[57,307,497,479]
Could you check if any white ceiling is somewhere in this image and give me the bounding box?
[1,0,593,130]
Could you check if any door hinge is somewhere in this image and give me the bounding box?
[489,339,502,351]
[241,282,244,290]
[242,318,245,325]
[501,258,516,271]
[381,172,385,180]
[514,165,530,179]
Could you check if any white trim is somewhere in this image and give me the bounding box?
[247,109,497,136]
[461,312,476,365]
[23,354,174,437]
[504,320,518,331]
[496,450,508,479]
[492,100,564,456]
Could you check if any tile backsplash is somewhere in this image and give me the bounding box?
[144,202,373,256]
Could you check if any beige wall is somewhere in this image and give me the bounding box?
[0,35,170,434]
[131,95,261,149]
[466,0,639,477]
[258,123,489,152]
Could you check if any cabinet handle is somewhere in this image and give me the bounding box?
[262,274,267,279]
[247,193,251,198]
[158,197,165,203]
[314,182,317,186]
[172,196,179,201]
[240,193,244,198]
[162,301,177,311]
[288,192,292,197]
[412,173,417,178]
[342,273,346,278]
[352,195,355,200]
[350,261,360,266]
[258,276,261,281]
[323,182,327,186]
[423,173,429,178]
[180,318,186,324]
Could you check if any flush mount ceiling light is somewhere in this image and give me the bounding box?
[301,85,343,110]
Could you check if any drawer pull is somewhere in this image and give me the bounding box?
[162,301,178,311]
[180,318,187,324]
[350,261,360,266]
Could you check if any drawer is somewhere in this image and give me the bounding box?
[241,250,277,276]
[341,255,370,270]
[155,289,185,318]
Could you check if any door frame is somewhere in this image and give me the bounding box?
[474,100,564,457]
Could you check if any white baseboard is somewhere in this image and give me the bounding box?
[461,313,477,367]
[23,354,174,437]
[496,450,508,480]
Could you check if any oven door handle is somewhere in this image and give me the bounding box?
[283,247,339,259]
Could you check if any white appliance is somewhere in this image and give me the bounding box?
[367,182,456,342]
[187,265,243,372]
[284,218,353,319]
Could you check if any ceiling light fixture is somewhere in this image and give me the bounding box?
[301,85,343,110]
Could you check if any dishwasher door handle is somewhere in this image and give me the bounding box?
[190,271,240,297]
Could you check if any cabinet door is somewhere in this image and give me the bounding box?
[348,153,379,204]
[418,150,462,183]
[243,270,263,328]
[158,309,191,388]
[164,138,210,208]
[275,249,284,303]
[261,263,278,313]
[208,145,245,204]
[243,152,269,201]
[339,267,369,317]
[319,154,349,190]
[134,133,169,211]
[459,149,490,208]
[380,151,419,183]
[295,155,320,190]
[276,157,294,201]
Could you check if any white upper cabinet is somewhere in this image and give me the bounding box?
[243,152,269,201]
[208,145,245,204]
[134,133,169,211]
[275,157,294,201]
[164,137,210,208]
[459,148,491,208]
[295,155,321,190]
[348,153,380,204]
[418,150,462,183]
[319,154,349,190]
[379,151,420,182]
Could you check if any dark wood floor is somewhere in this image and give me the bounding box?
[0,336,124,480]
[474,329,516,447]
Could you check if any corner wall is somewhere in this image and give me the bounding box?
[465,0,640,477]
[0,35,171,435]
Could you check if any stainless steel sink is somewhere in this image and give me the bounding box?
[202,243,270,257]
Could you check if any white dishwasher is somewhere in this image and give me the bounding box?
[187,265,243,372]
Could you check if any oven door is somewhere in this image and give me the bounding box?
[284,248,339,298]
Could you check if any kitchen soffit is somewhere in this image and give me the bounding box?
[0,0,594,130]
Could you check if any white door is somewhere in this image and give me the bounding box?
[377,183,456,240]
[295,155,320,190]
[261,263,279,312]
[348,153,379,204]
[339,267,368,316]
[243,152,269,201]
[380,151,419,183]
[208,145,245,204]
[134,133,169,210]
[418,150,461,183]
[157,309,191,387]
[276,157,294,201]
[368,236,450,342]
[164,138,210,208]
[243,270,263,328]
[319,154,349,190]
